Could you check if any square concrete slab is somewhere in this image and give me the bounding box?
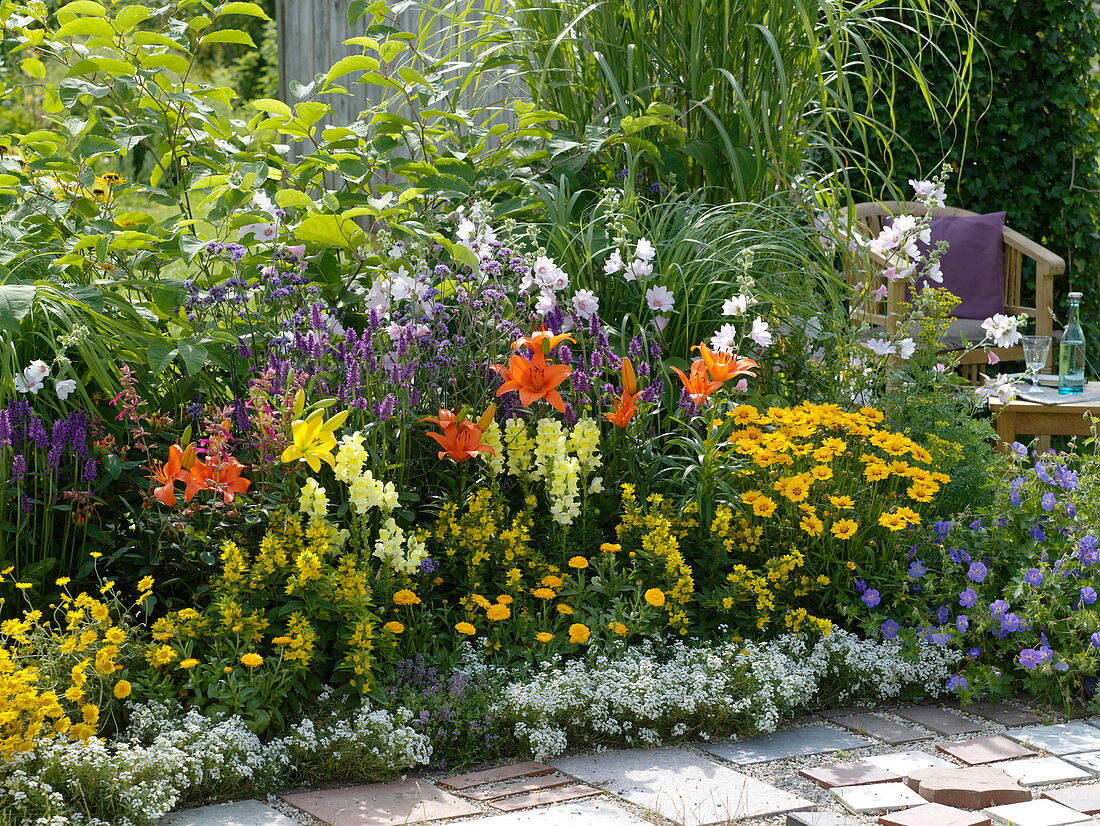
[938,737,1036,765]
[487,784,602,812]
[551,746,814,825]
[831,782,927,814]
[982,799,1092,826]
[280,779,481,826]
[895,707,985,737]
[160,801,297,826]
[799,762,902,788]
[1042,784,1100,815]
[1005,722,1100,756]
[1061,751,1100,774]
[962,703,1042,727]
[697,725,871,764]
[862,751,956,776]
[471,798,654,825]
[878,802,991,826]
[830,714,934,745]
[788,813,864,826]
[440,762,554,790]
[997,756,1092,786]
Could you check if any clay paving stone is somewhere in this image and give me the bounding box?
[1042,784,1100,815]
[982,799,1092,826]
[799,761,902,788]
[830,714,934,745]
[937,736,1036,766]
[487,784,602,812]
[458,774,575,801]
[280,779,481,826]
[961,703,1042,728]
[906,766,1031,809]
[996,756,1092,787]
[439,761,554,790]
[830,782,927,814]
[878,802,992,826]
[894,707,985,737]
[1004,722,1100,756]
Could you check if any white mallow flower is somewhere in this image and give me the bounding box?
[603,250,624,273]
[896,337,917,360]
[645,285,675,312]
[238,222,276,242]
[910,178,947,207]
[750,318,773,348]
[15,360,49,394]
[634,237,656,261]
[977,373,1019,405]
[386,266,417,301]
[254,190,277,216]
[534,291,557,315]
[922,261,943,283]
[710,323,738,352]
[54,378,78,400]
[625,259,653,281]
[456,217,476,244]
[863,338,896,356]
[722,293,754,316]
[388,241,405,259]
[571,289,599,319]
[981,313,1023,349]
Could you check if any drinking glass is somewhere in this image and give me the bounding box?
[1021,335,1052,388]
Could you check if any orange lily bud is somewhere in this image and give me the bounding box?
[621,358,637,396]
[476,403,497,433]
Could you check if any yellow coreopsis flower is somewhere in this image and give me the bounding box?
[280,408,350,472]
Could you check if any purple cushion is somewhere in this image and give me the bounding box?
[888,212,1006,319]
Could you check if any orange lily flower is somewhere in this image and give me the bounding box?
[494,350,572,412]
[184,457,251,503]
[510,328,575,355]
[671,359,724,407]
[149,445,188,506]
[421,406,497,463]
[605,358,641,428]
[694,343,759,383]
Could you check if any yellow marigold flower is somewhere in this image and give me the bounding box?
[599,543,621,553]
[829,495,855,510]
[240,652,263,668]
[556,604,574,615]
[535,632,553,643]
[567,623,591,644]
[496,595,514,605]
[533,587,556,599]
[65,685,84,702]
[384,621,405,634]
[272,636,293,645]
[455,622,476,635]
[608,621,628,636]
[113,680,132,700]
[752,496,777,518]
[471,593,491,609]
[644,588,666,608]
[567,556,589,569]
[180,658,199,669]
[831,519,858,540]
[541,574,564,587]
[486,604,510,621]
[393,589,421,606]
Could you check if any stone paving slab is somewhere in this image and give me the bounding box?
[982,799,1092,826]
[1004,722,1100,756]
[551,746,814,825]
[696,725,871,764]
[906,766,1030,809]
[799,761,902,788]
[458,774,574,801]
[1060,751,1100,774]
[830,782,927,814]
[817,708,875,720]
[938,736,1036,766]
[440,762,554,790]
[470,799,654,825]
[894,707,985,737]
[829,714,933,745]
[997,756,1092,787]
[160,801,297,826]
[1041,783,1100,815]
[280,779,480,826]
[961,703,1043,728]
[878,802,992,826]
[486,784,602,812]
[788,813,864,826]
[862,750,956,776]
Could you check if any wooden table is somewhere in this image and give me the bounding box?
[989,381,1100,447]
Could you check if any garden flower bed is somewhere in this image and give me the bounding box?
[0,2,1096,824]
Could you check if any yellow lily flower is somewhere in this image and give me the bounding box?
[280,408,350,472]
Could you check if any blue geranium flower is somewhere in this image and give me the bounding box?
[1009,442,1028,458]
[968,562,988,582]
[1091,632,1100,648]
[1018,648,1044,669]
[934,605,951,624]
[880,619,900,639]
[908,560,927,578]
[1024,568,1044,586]
[959,588,978,608]
[945,674,969,691]
[862,589,881,608]
[989,599,1010,618]
[1030,525,1046,542]
[1081,586,1097,605]
[1041,492,1057,512]
[956,614,970,632]
[967,646,982,658]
